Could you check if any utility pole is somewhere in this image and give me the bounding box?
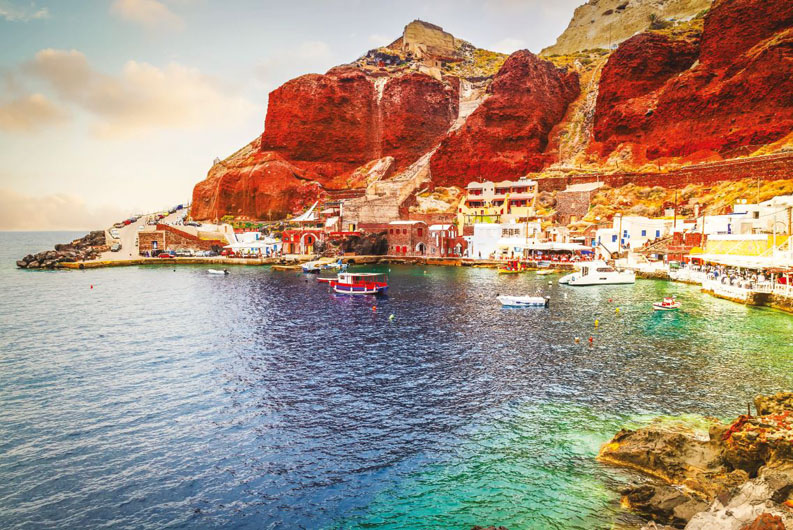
[673,189,678,232]
[617,213,623,259]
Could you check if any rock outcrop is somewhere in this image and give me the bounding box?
[599,392,793,528]
[592,0,793,165]
[429,50,579,188]
[542,0,712,56]
[16,231,106,269]
[192,53,460,220]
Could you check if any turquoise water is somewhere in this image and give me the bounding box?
[2,232,792,529]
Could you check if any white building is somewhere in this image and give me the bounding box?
[595,215,694,254]
[466,222,542,259]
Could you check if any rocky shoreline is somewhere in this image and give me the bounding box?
[16,231,106,269]
[600,393,793,529]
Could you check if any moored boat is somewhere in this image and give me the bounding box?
[207,268,229,275]
[498,260,526,274]
[564,261,635,286]
[653,297,681,311]
[497,295,550,307]
[330,272,388,295]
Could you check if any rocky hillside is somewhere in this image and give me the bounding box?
[191,1,793,221]
[591,0,793,166]
[541,0,712,56]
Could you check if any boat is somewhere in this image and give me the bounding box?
[498,260,526,274]
[653,297,681,311]
[497,295,550,307]
[564,261,636,286]
[536,269,557,276]
[303,258,346,273]
[207,269,229,275]
[330,272,388,295]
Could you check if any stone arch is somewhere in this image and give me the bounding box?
[415,242,426,255]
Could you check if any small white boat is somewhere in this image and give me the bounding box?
[207,269,229,275]
[653,297,681,311]
[564,261,635,286]
[497,295,550,307]
[536,269,556,276]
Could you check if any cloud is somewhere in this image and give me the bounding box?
[255,40,335,91]
[111,0,183,30]
[368,34,391,47]
[490,37,527,54]
[22,48,259,137]
[0,93,68,132]
[0,188,129,231]
[0,0,48,21]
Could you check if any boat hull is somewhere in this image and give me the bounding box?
[653,303,681,311]
[332,284,388,295]
[497,295,549,307]
[567,273,635,286]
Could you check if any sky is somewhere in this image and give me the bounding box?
[0,0,581,230]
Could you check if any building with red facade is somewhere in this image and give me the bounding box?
[428,224,467,257]
[386,220,428,256]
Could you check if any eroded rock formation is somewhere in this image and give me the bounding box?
[600,392,793,528]
[592,0,793,164]
[542,0,712,56]
[429,51,580,188]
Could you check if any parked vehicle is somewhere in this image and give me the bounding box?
[110,243,122,252]
[137,225,144,231]
[158,251,176,259]
[113,222,125,229]
[109,229,120,239]
[175,249,194,257]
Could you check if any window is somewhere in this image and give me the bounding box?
[641,230,646,237]
[389,228,393,234]
[417,228,423,236]
[656,230,660,238]
[612,235,617,242]
[403,228,407,235]
[623,230,628,237]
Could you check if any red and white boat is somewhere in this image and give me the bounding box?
[328,272,389,295]
[653,297,681,311]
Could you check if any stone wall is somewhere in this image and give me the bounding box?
[537,152,793,193]
[138,227,225,254]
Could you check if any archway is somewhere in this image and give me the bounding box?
[415,242,426,255]
[301,233,316,254]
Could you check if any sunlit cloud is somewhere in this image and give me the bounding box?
[0,188,130,231]
[110,0,183,30]
[255,40,335,91]
[490,37,526,54]
[0,93,68,132]
[22,48,259,138]
[0,0,49,21]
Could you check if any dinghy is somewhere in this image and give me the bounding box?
[653,297,681,311]
[497,295,550,308]
[207,269,229,275]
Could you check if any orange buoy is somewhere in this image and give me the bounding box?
[371,305,376,312]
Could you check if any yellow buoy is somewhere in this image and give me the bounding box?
[595,319,599,328]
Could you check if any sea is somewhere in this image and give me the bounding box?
[2,231,792,529]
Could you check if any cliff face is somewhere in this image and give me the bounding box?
[192,64,459,219]
[592,0,793,164]
[542,0,712,56]
[191,1,793,221]
[429,51,580,188]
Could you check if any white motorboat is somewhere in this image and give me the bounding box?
[497,295,550,307]
[563,261,635,286]
[207,269,229,275]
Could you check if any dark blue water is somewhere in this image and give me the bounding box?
[2,232,792,529]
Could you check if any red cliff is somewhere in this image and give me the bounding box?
[429,50,579,187]
[192,66,459,219]
[592,0,793,163]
